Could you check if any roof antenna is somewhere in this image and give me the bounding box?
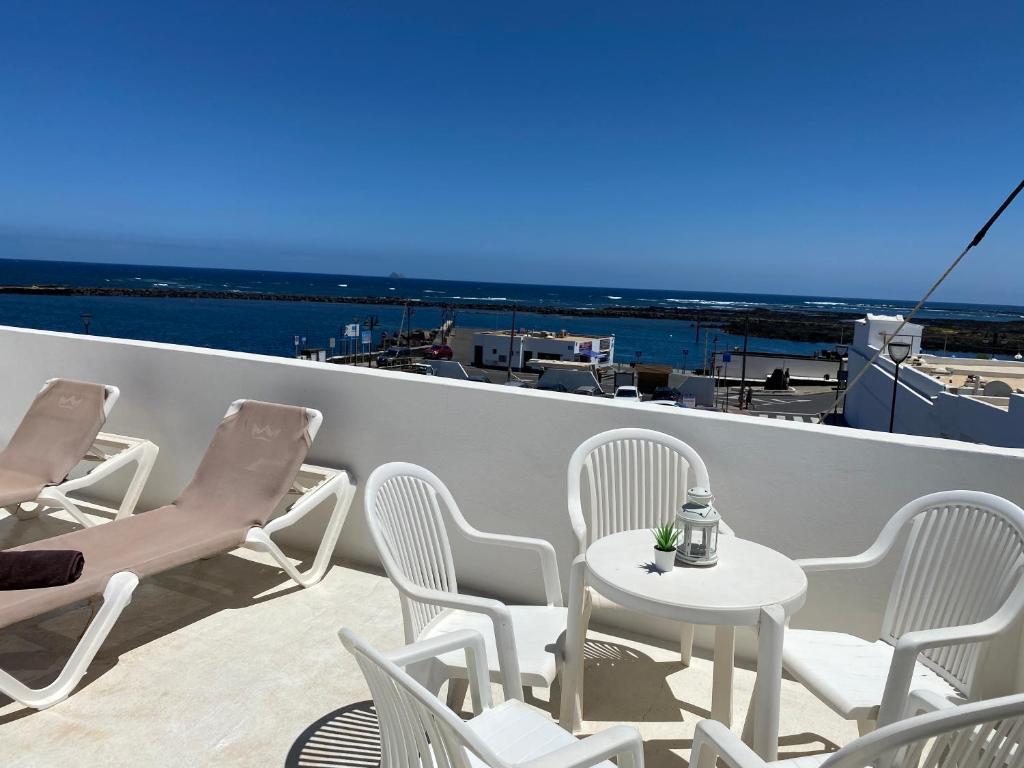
[824,176,1024,420]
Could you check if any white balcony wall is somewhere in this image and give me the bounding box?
[3,326,1024,695]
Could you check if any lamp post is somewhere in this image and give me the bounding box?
[887,337,912,433]
[80,313,92,334]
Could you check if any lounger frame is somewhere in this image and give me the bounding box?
[4,381,159,528]
[0,400,355,710]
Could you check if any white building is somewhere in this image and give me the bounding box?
[471,329,614,370]
[844,314,1024,447]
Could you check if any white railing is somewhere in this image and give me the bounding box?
[1,325,1023,693]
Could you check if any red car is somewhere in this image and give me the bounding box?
[424,344,454,360]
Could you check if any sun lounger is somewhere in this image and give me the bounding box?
[0,379,158,528]
[0,399,355,710]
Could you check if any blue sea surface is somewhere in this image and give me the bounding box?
[0,259,1019,365]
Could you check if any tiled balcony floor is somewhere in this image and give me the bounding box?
[0,513,856,767]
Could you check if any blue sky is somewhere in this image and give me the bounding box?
[1,2,1021,301]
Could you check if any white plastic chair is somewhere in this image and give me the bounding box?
[782,490,1024,732]
[694,690,1024,768]
[364,462,566,708]
[568,427,732,665]
[340,627,644,768]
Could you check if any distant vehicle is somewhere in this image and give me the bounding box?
[646,399,684,408]
[613,386,641,402]
[424,344,454,360]
[503,380,530,388]
[649,386,679,402]
[376,347,412,367]
[574,385,604,397]
[404,363,435,376]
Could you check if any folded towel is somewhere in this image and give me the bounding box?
[0,550,85,590]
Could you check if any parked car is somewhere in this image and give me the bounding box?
[376,347,412,367]
[649,386,680,402]
[424,344,453,360]
[613,385,641,402]
[574,385,604,397]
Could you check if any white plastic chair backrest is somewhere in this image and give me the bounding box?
[365,462,463,643]
[880,491,1024,695]
[818,692,1024,768]
[340,628,506,768]
[568,428,710,552]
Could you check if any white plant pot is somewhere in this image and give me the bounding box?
[654,547,676,573]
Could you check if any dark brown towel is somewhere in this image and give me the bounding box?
[0,550,85,590]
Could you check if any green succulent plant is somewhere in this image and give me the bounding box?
[652,522,681,552]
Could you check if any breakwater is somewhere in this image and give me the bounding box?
[2,284,1021,355]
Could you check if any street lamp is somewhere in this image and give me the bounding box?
[887,337,913,433]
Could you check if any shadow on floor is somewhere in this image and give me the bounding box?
[0,514,316,721]
[578,637,706,723]
[285,700,381,768]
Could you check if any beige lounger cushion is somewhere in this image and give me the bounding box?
[0,380,107,507]
[0,400,311,630]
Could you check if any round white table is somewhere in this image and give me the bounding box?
[558,530,807,762]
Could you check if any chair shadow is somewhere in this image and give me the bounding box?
[0,515,316,723]
[574,637,709,723]
[285,700,382,768]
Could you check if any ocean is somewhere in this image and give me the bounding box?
[0,258,1020,366]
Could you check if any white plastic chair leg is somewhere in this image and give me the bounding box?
[114,440,159,519]
[0,572,139,710]
[244,477,355,588]
[35,489,96,528]
[560,554,588,732]
[241,481,354,589]
[446,678,469,711]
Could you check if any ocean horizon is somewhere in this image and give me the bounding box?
[1,257,1021,366]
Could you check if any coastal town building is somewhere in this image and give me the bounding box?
[471,329,615,370]
[845,314,1024,447]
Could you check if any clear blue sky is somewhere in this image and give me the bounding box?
[1,2,1021,301]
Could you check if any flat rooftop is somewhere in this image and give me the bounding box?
[473,329,612,343]
[0,509,854,768]
[912,355,1024,391]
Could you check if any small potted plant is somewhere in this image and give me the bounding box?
[651,522,681,573]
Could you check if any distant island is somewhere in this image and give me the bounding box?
[1,283,1021,355]
[388,271,406,279]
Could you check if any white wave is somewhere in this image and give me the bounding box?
[337,283,348,287]
[607,295,623,300]
[153,283,169,287]
[804,301,847,306]
[388,287,395,291]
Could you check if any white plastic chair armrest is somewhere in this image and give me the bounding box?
[383,628,493,714]
[796,509,919,573]
[262,471,346,536]
[518,725,645,768]
[457,529,563,607]
[692,719,767,768]
[401,583,525,701]
[878,585,1024,725]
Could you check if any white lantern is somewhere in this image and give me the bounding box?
[675,486,720,566]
